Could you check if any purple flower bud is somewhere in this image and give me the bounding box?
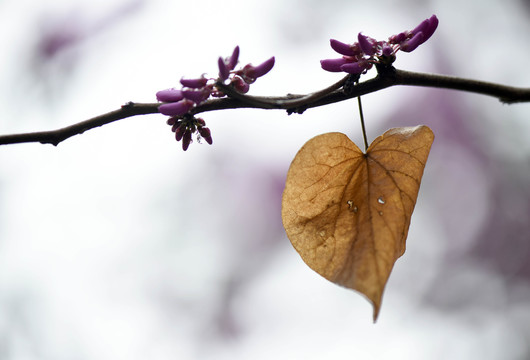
[242,56,275,82]
[420,15,439,43]
[411,15,438,41]
[400,32,425,52]
[357,33,377,56]
[231,75,250,93]
[218,56,229,81]
[340,59,372,74]
[382,43,394,57]
[180,77,208,88]
[196,118,206,126]
[411,20,429,37]
[182,89,210,103]
[166,117,178,126]
[198,127,213,145]
[228,46,240,70]
[158,99,194,116]
[320,57,351,72]
[330,39,359,56]
[182,130,192,151]
[171,122,180,132]
[156,89,184,102]
[175,124,186,141]
[388,31,408,45]
[393,15,438,52]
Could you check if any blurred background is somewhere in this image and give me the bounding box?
[1,0,530,359]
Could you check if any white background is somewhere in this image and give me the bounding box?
[1,0,530,359]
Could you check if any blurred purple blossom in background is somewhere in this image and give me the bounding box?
[0,2,530,360]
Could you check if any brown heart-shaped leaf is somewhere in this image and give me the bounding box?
[282,126,434,321]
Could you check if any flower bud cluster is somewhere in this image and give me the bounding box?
[166,115,211,151]
[218,46,275,93]
[321,15,438,75]
[156,46,275,150]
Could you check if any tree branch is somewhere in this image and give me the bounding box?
[1,67,529,146]
[0,102,159,146]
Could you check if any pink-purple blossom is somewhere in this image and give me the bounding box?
[156,45,275,150]
[156,89,184,102]
[218,45,241,81]
[180,76,208,88]
[321,15,438,75]
[235,57,275,84]
[159,99,194,116]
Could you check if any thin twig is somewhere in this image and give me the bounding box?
[1,68,529,146]
[0,102,159,146]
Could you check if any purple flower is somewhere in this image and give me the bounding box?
[230,75,250,93]
[182,129,192,151]
[198,126,213,145]
[167,117,178,126]
[391,15,439,52]
[321,15,439,74]
[227,46,240,70]
[218,46,241,81]
[156,45,275,150]
[156,89,184,102]
[218,56,230,81]
[180,76,208,88]
[382,44,394,57]
[175,123,186,140]
[411,14,439,43]
[236,57,275,84]
[357,33,377,56]
[388,31,408,45]
[320,57,352,72]
[168,116,213,150]
[330,39,360,57]
[158,99,195,116]
[399,32,425,52]
[341,59,372,74]
[182,89,211,103]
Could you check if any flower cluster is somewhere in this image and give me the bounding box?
[156,46,275,150]
[166,115,211,151]
[321,15,438,75]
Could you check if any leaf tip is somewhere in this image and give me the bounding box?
[372,303,381,323]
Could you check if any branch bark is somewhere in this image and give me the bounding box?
[1,67,529,146]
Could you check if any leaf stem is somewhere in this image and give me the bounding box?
[356,81,369,152]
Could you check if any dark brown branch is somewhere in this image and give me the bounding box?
[393,69,530,104]
[0,102,159,146]
[1,68,529,146]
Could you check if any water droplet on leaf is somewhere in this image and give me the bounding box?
[347,200,359,213]
[378,197,385,204]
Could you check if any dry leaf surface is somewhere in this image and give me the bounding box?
[282,126,434,321]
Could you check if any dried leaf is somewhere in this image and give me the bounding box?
[282,126,434,321]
